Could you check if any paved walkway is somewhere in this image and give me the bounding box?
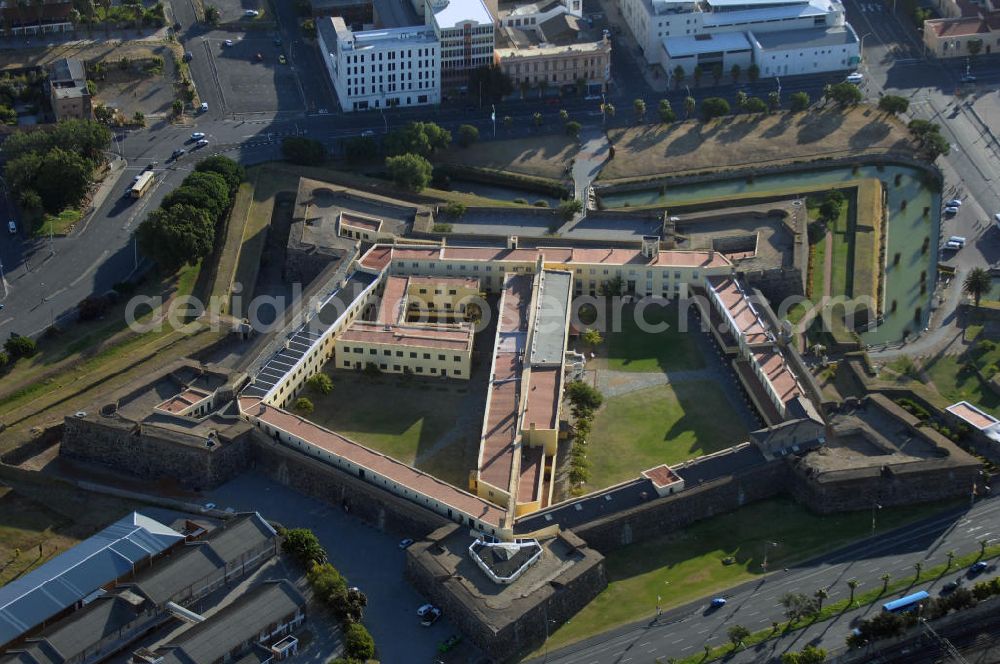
[823,230,833,298]
[868,267,967,360]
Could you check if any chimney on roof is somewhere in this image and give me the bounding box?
[641,235,659,259]
[709,248,715,262]
[508,235,518,250]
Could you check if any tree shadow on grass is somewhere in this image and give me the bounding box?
[796,110,846,144]
[761,114,793,140]
[849,119,892,150]
[716,116,758,144]
[665,123,707,157]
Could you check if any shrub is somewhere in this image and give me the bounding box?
[0,351,9,368]
[533,199,549,207]
[78,294,110,321]
[457,124,479,147]
[282,528,327,566]
[307,372,333,395]
[4,335,37,359]
[294,396,314,414]
[566,380,603,412]
[385,153,432,191]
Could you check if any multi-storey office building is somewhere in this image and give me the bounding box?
[423,0,497,93]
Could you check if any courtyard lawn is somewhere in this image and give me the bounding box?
[586,381,748,489]
[305,372,474,488]
[605,302,705,373]
[540,497,963,653]
[922,341,1000,416]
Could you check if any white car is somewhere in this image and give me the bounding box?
[943,206,959,215]
[8,220,16,234]
[417,603,436,618]
[994,212,1000,229]
[196,139,209,148]
[846,72,864,84]
[946,198,962,207]
[224,39,233,47]
[244,9,259,16]
[200,102,209,112]
[191,132,205,140]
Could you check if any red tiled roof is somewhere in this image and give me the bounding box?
[339,321,473,350]
[341,213,381,232]
[157,389,211,414]
[518,447,544,504]
[359,245,392,271]
[946,402,999,430]
[642,464,682,487]
[752,348,801,406]
[708,277,771,344]
[407,275,481,289]
[240,397,505,527]
[926,17,988,37]
[377,276,408,325]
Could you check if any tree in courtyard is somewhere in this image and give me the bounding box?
[728,624,750,649]
[964,267,992,307]
[658,99,676,123]
[789,91,810,112]
[819,190,845,222]
[294,396,314,414]
[282,528,328,566]
[565,380,603,413]
[700,97,730,121]
[878,95,909,116]
[385,153,432,191]
[582,328,603,349]
[307,372,333,395]
[600,274,625,296]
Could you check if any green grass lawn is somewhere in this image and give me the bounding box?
[304,371,472,487]
[541,497,963,653]
[34,208,82,238]
[922,341,1000,416]
[586,381,748,489]
[807,223,826,300]
[605,302,705,373]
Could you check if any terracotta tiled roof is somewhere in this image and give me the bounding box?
[642,464,682,487]
[518,447,544,504]
[239,397,505,526]
[157,389,211,414]
[708,276,771,344]
[524,367,560,431]
[752,348,802,406]
[946,401,999,430]
[377,276,408,325]
[339,321,473,350]
[926,16,988,37]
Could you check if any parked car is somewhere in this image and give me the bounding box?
[183,51,193,62]
[191,132,206,140]
[278,54,287,64]
[399,538,414,549]
[960,74,977,83]
[8,220,17,234]
[940,579,961,594]
[422,607,442,626]
[244,9,260,16]
[417,603,436,618]
[171,148,186,159]
[943,206,960,215]
[846,72,864,84]
[144,161,158,171]
[200,102,209,112]
[361,129,376,137]
[255,52,263,62]
[196,139,209,148]
[710,597,727,608]
[969,561,989,576]
[224,39,233,47]
[946,198,962,207]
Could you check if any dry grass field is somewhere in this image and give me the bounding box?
[433,134,580,180]
[600,107,914,182]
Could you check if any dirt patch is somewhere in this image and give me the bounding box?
[434,133,581,180]
[600,107,915,182]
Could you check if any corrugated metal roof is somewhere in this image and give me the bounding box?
[0,513,182,647]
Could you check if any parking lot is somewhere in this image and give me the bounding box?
[201,33,305,114]
[206,473,477,663]
[209,0,267,27]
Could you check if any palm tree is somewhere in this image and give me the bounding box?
[673,65,685,90]
[914,561,923,579]
[532,112,543,127]
[559,109,569,122]
[684,96,696,119]
[963,267,992,307]
[727,624,750,650]
[633,98,646,122]
[946,550,956,569]
[693,66,703,87]
[981,538,989,556]
[730,64,741,84]
[881,573,891,592]
[736,90,749,113]
[711,63,722,86]
[814,588,829,610]
[846,579,860,604]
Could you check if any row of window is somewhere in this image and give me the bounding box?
[342,360,463,376]
[345,346,464,362]
[345,59,435,76]
[346,48,436,64]
[347,80,435,96]
[350,94,431,109]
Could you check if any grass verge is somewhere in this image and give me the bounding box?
[34,208,82,238]
[540,497,966,654]
[605,302,705,373]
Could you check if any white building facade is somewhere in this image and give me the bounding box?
[318,16,441,112]
[425,0,497,92]
[619,0,859,78]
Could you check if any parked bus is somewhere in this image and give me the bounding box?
[130,171,154,198]
[882,590,929,613]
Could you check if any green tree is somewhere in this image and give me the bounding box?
[533,111,543,126]
[711,63,722,85]
[565,120,582,138]
[282,136,327,165]
[878,95,909,116]
[736,90,748,112]
[171,99,183,116]
[385,153,432,191]
[728,624,750,649]
[881,573,891,592]
[599,274,625,296]
[964,267,992,307]
[344,624,376,660]
[946,549,956,569]
[781,645,828,664]
[700,97,730,121]
[136,204,215,271]
[467,63,513,103]
[559,109,569,122]
[819,190,845,221]
[922,131,950,160]
[582,328,603,348]
[15,147,93,214]
[307,561,346,601]
[565,380,603,412]
[603,102,615,120]
[203,4,219,23]
[981,538,989,555]
[683,96,696,119]
[633,98,646,122]
[767,91,780,112]
[559,198,583,220]
[307,372,334,395]
[814,588,829,610]
[790,91,810,112]
[828,82,863,107]
[457,123,479,147]
[746,96,767,113]
[847,579,860,604]
[730,63,741,84]
[384,121,451,157]
[658,99,676,123]
[747,63,760,84]
[301,17,316,37]
[195,155,245,191]
[284,529,328,565]
[294,396,314,413]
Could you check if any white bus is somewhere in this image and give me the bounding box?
[130,171,155,198]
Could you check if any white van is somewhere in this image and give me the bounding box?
[944,240,963,251]
[948,235,967,247]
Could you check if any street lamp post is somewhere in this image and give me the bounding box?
[491,104,496,138]
[859,33,873,65]
[0,260,6,298]
[776,76,781,97]
[871,502,882,538]
[761,541,779,571]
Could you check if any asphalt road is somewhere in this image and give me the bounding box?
[536,496,1000,664]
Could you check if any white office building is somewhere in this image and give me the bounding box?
[318,16,441,112]
[619,0,859,79]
